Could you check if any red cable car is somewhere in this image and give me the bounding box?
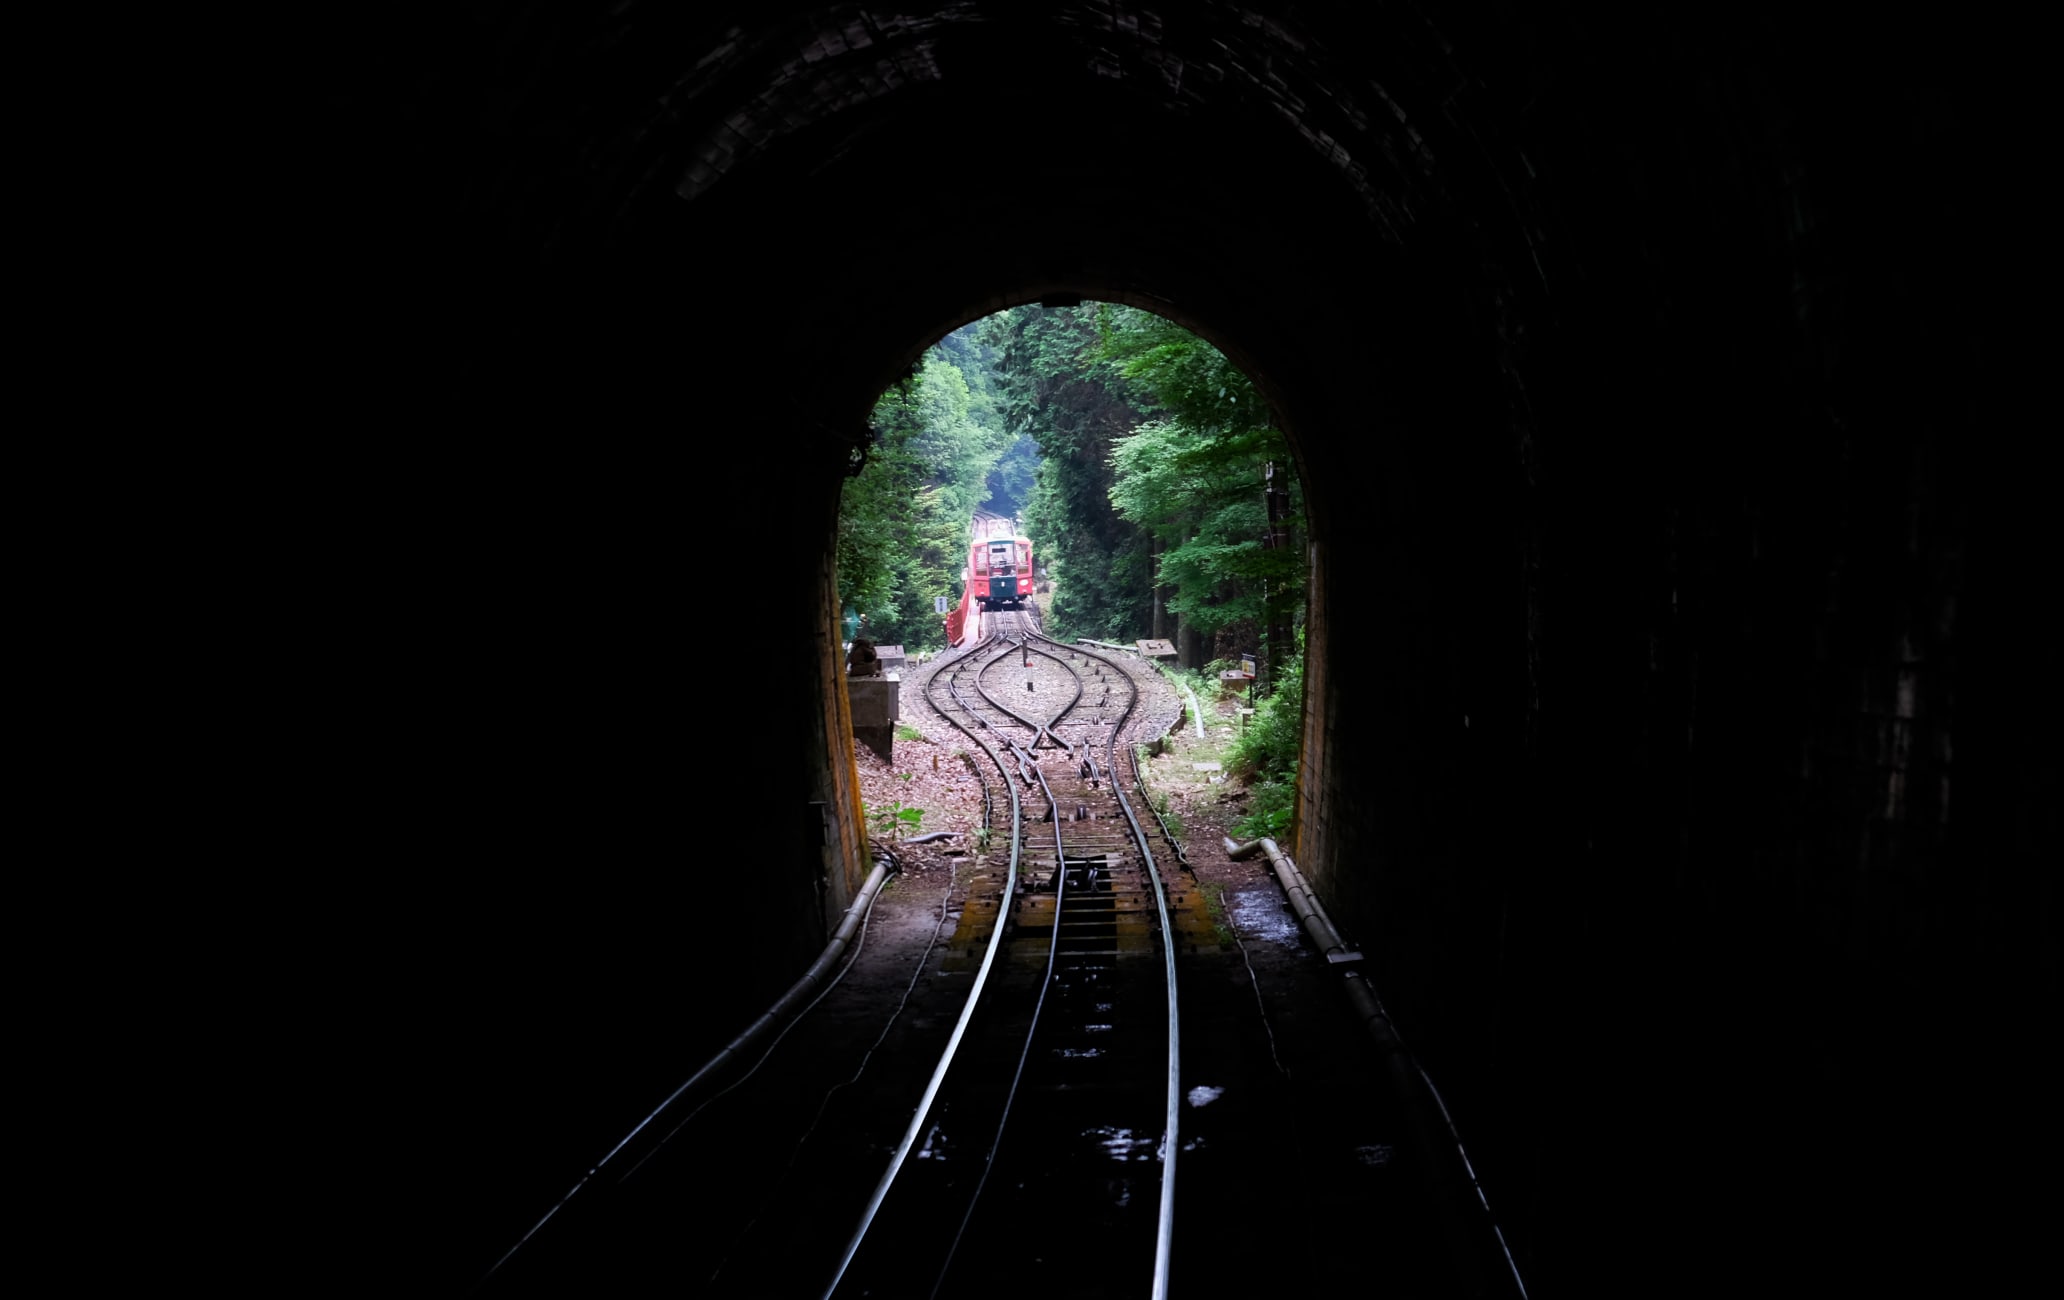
[971,532,1034,611]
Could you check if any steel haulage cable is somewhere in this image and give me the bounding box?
[925,762,1072,1299]
[1043,628,1182,1300]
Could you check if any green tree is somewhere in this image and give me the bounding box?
[1095,306,1304,687]
[850,305,1303,674]
[1225,633,1305,839]
[933,320,1007,449]
[986,433,1039,518]
[838,352,1006,651]
[985,305,1154,642]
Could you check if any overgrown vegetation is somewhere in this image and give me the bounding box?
[1096,306,1305,689]
[844,304,1312,834]
[976,303,1305,689]
[837,326,1017,651]
[843,303,1305,680]
[985,305,1155,641]
[1151,789,1187,842]
[868,799,925,840]
[1224,634,1305,840]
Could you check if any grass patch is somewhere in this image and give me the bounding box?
[1223,639,1302,840]
[1152,790,1187,842]
[1232,778,1295,841]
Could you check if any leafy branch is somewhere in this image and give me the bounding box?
[869,799,925,840]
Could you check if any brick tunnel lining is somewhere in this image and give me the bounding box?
[410,0,1529,973]
[309,4,2038,1294]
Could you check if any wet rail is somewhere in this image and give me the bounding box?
[816,614,1184,1298]
[475,615,1523,1299]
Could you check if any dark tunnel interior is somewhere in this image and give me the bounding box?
[289,4,2051,1293]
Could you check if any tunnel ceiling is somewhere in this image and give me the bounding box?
[483,3,1462,236]
[370,1,1559,532]
[653,5,1445,229]
[340,0,2003,452]
[311,8,2040,1295]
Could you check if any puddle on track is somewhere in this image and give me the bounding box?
[1084,1126,1160,1162]
[1230,891,1303,947]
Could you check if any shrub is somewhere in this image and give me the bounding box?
[1233,777,1296,840]
[1224,642,1302,783]
[868,800,925,840]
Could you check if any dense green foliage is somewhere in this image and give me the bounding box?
[982,305,1155,641]
[1224,635,1304,838]
[932,319,1005,443]
[841,305,1305,694]
[843,303,1309,835]
[986,434,1039,518]
[1096,305,1305,687]
[900,357,996,525]
[837,336,1015,650]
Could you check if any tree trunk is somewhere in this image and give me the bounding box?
[1262,459,1293,694]
[1151,534,1170,642]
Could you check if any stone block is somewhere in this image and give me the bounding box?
[848,674,901,728]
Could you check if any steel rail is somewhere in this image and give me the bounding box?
[931,634,1035,770]
[845,626,1182,1299]
[1026,628,1183,1300]
[478,859,896,1291]
[1223,835,1529,1300]
[822,631,1028,1300]
[927,754,1074,1298]
[972,634,1082,756]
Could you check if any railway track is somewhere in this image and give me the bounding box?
[815,614,1184,1298]
[477,615,1520,1298]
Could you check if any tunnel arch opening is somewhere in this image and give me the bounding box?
[324,6,2028,1294]
[793,233,1531,959]
[368,8,1554,1262]
[843,297,1307,631]
[527,5,1549,1058]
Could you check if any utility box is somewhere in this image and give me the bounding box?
[874,644,907,675]
[848,673,901,763]
[848,674,901,727]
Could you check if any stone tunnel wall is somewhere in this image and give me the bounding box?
[817,489,873,923]
[298,4,2046,1293]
